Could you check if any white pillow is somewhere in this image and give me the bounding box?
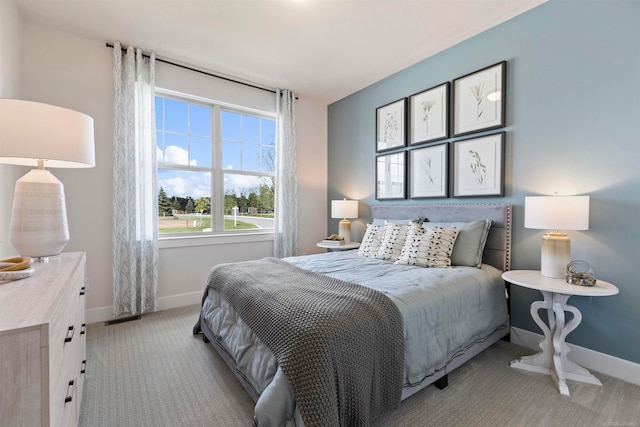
[375,222,409,261]
[395,223,459,268]
[357,223,384,258]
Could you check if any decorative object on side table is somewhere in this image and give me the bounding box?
[453,61,506,137]
[502,270,618,396]
[0,99,95,261]
[322,234,345,246]
[565,260,597,286]
[525,195,589,278]
[331,199,358,244]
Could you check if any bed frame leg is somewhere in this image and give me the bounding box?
[435,374,448,390]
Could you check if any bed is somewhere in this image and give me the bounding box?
[194,203,512,427]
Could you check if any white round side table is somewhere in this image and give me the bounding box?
[502,269,619,396]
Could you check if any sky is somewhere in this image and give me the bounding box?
[155,96,275,199]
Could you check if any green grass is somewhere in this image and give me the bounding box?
[159,215,258,233]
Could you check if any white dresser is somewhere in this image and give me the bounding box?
[0,252,87,426]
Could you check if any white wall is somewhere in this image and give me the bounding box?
[15,22,328,322]
[0,0,23,258]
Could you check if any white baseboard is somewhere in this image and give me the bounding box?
[510,326,640,387]
[85,291,202,325]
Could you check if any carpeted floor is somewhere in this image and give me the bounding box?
[79,304,640,427]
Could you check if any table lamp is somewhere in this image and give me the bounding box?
[524,195,589,278]
[0,99,95,260]
[331,199,358,244]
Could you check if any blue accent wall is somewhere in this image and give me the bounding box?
[327,0,640,363]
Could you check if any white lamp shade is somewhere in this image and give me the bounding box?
[331,199,358,219]
[0,99,95,168]
[525,196,589,231]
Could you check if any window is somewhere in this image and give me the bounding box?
[155,93,276,235]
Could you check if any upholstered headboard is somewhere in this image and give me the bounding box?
[370,203,512,271]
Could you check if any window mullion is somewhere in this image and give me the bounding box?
[212,105,225,232]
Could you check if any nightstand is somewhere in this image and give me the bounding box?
[316,241,360,251]
[502,270,619,396]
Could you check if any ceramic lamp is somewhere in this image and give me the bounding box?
[525,195,589,278]
[331,199,358,244]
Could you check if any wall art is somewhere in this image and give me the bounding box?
[409,82,449,145]
[409,143,448,199]
[453,132,505,197]
[376,151,406,200]
[453,61,506,137]
[376,98,407,152]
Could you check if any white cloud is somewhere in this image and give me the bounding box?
[159,171,210,198]
[160,145,197,166]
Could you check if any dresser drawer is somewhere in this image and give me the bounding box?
[0,252,86,427]
[49,264,86,382]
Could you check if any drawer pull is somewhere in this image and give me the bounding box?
[64,380,75,403]
[79,286,86,296]
[81,359,86,374]
[80,323,86,335]
[64,325,75,343]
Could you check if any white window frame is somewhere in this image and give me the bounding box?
[156,88,276,247]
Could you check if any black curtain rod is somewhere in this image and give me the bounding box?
[106,42,278,95]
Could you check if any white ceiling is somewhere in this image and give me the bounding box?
[15,0,547,104]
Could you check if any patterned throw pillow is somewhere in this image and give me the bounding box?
[357,223,384,258]
[375,222,410,262]
[395,223,460,268]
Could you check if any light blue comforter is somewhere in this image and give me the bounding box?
[200,251,508,426]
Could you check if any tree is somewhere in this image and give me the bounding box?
[185,198,194,214]
[172,199,181,213]
[247,192,259,214]
[194,197,210,214]
[158,187,173,216]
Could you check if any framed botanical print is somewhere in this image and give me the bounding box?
[453,132,505,197]
[409,82,449,145]
[376,151,406,200]
[453,61,506,137]
[376,98,407,152]
[409,143,448,199]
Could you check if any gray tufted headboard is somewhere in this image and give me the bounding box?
[370,203,512,271]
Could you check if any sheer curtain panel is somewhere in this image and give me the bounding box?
[274,89,298,258]
[112,41,159,317]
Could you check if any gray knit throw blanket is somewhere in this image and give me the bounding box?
[204,257,404,427]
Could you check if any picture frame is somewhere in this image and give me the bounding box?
[453,61,506,137]
[376,151,406,200]
[409,143,448,199]
[409,82,449,145]
[376,98,407,152]
[453,132,505,197]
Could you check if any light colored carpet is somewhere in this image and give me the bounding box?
[79,304,640,427]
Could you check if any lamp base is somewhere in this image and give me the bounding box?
[9,169,69,258]
[338,219,352,244]
[540,232,570,279]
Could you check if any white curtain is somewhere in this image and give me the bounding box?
[112,41,159,317]
[274,89,298,258]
